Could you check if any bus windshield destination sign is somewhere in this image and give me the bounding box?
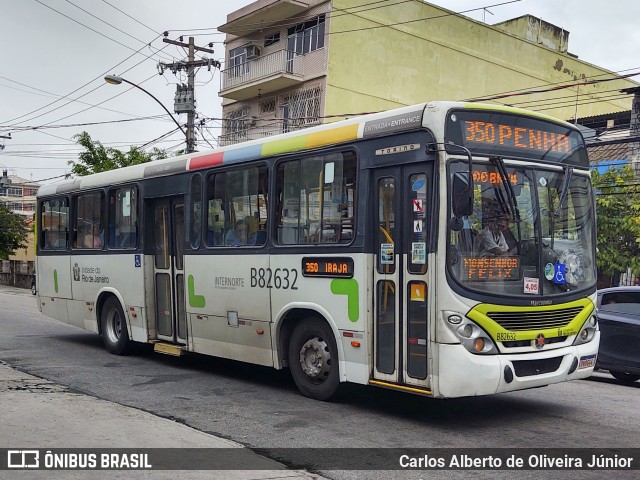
[464,121,571,154]
[445,110,588,167]
[302,257,354,278]
[462,256,521,281]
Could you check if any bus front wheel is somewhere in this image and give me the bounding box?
[100,297,130,355]
[288,319,340,401]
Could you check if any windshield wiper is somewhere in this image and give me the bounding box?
[490,156,521,223]
[490,156,521,254]
[554,166,574,217]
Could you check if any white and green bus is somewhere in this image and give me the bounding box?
[36,101,599,400]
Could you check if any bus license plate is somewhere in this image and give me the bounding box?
[578,354,596,369]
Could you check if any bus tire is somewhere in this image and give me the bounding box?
[100,297,130,355]
[288,318,340,401]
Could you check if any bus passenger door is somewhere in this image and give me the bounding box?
[372,165,431,390]
[151,197,187,345]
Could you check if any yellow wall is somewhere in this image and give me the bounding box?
[326,0,638,121]
[10,229,35,262]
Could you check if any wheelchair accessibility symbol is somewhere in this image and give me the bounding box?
[134,254,141,268]
[553,262,566,285]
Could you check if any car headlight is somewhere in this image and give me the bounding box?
[573,315,598,345]
[446,313,498,354]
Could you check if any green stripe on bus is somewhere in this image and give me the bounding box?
[188,275,205,308]
[260,134,307,157]
[330,279,359,322]
[54,269,58,293]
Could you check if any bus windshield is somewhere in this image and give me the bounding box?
[447,160,596,298]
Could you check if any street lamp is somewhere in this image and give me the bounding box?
[104,74,191,151]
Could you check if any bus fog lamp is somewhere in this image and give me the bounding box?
[580,329,589,341]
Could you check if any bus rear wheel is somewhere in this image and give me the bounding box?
[288,319,340,401]
[100,297,130,355]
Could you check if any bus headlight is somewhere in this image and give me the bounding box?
[573,315,597,346]
[447,315,498,355]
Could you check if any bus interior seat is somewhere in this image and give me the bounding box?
[254,230,267,246]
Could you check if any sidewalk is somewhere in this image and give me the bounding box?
[0,361,326,479]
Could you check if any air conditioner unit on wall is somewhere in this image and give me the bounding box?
[245,45,261,58]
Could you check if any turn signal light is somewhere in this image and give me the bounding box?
[351,341,361,348]
[474,338,485,352]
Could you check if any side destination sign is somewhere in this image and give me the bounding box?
[363,110,423,137]
[302,257,354,278]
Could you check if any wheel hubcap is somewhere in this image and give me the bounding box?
[106,309,122,344]
[299,336,331,380]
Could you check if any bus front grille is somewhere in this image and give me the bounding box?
[512,356,563,377]
[486,307,583,331]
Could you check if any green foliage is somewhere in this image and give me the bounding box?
[591,165,640,278]
[0,204,30,259]
[68,131,168,176]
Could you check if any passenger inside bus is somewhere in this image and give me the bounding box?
[44,230,66,249]
[225,220,248,246]
[83,226,103,249]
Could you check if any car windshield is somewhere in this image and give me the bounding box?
[447,160,596,299]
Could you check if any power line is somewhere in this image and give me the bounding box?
[2,114,170,131]
[100,0,158,36]
[63,0,152,49]
[34,0,152,55]
[0,32,163,127]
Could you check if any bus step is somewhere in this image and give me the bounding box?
[369,379,432,396]
[153,342,185,357]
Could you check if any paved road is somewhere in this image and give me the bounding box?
[1,285,639,479]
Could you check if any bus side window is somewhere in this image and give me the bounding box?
[190,174,202,249]
[206,172,226,247]
[40,198,69,251]
[108,186,137,250]
[276,152,355,245]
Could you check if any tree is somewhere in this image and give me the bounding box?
[68,131,168,176]
[591,164,640,283]
[0,205,30,259]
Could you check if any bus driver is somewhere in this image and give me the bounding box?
[474,214,510,257]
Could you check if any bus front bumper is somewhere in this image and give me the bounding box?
[435,333,599,398]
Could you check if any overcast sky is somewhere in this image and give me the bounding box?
[1,0,638,183]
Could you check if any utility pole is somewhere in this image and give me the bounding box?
[621,87,640,174]
[159,36,220,153]
[0,133,10,151]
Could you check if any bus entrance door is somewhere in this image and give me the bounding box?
[150,197,187,346]
[372,165,431,391]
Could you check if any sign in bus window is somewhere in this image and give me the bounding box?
[461,256,521,281]
[302,257,354,278]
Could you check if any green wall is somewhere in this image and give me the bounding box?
[326,0,637,121]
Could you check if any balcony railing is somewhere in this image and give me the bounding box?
[220,49,304,94]
[218,119,321,146]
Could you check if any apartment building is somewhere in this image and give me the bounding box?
[0,174,39,219]
[217,0,639,145]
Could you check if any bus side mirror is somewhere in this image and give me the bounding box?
[452,172,473,217]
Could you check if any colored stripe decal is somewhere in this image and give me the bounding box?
[224,144,263,163]
[261,135,307,157]
[189,152,223,170]
[305,124,359,149]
